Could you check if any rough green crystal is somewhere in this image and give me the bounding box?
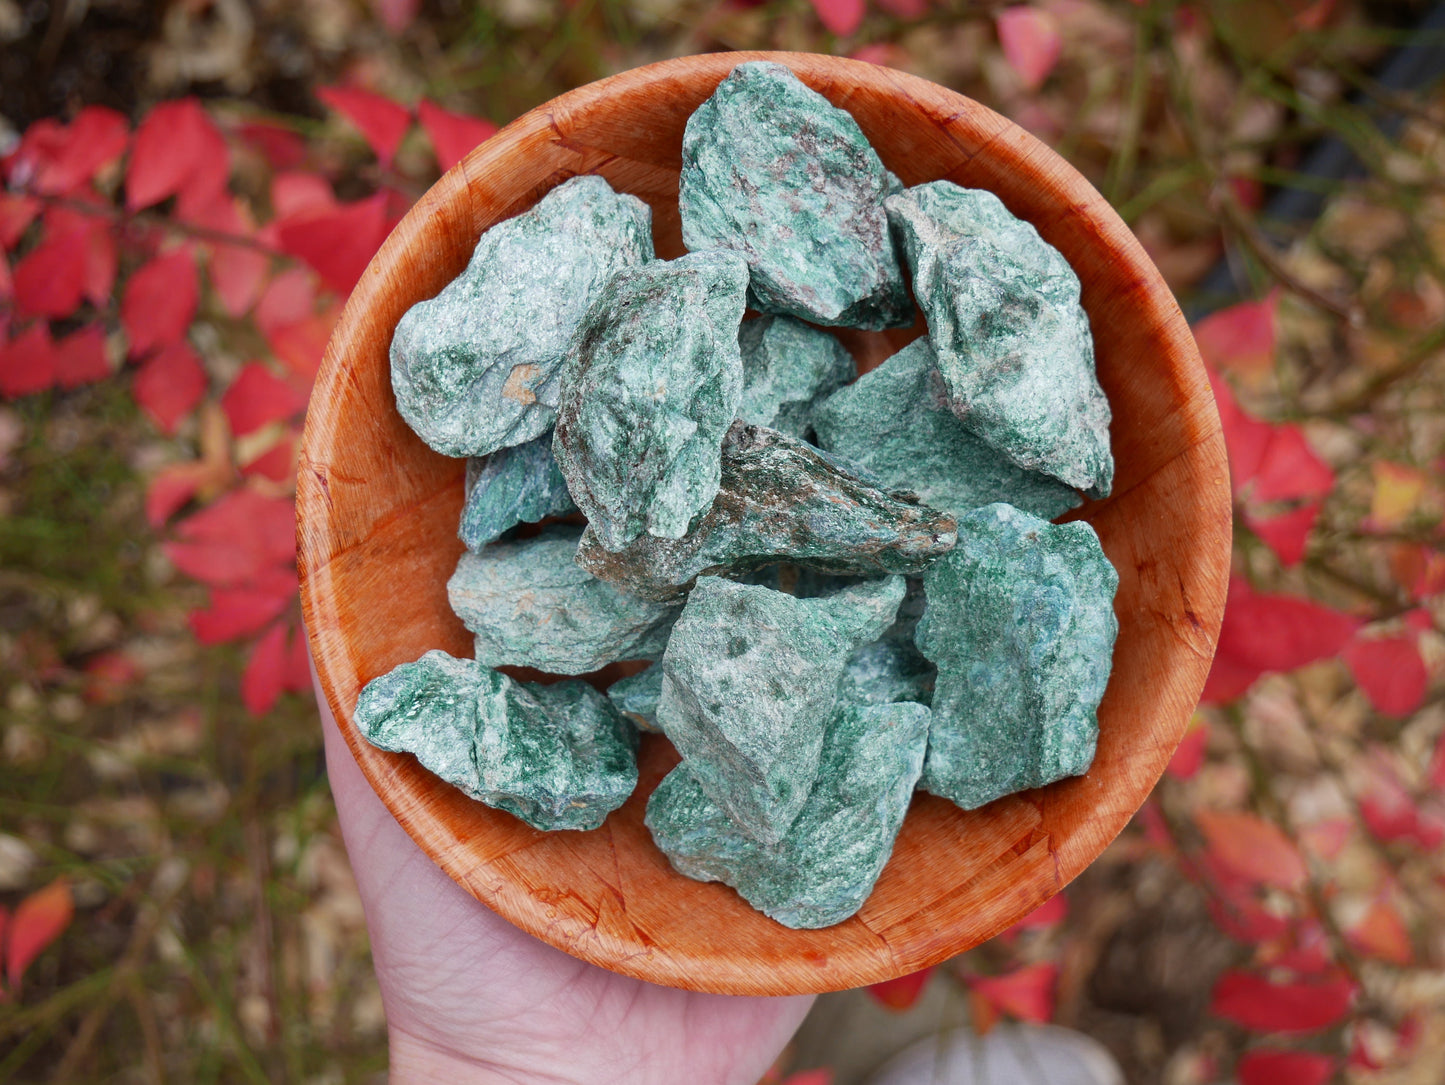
[391,175,653,457]
[812,337,1082,521]
[656,575,904,844]
[737,316,856,439]
[447,527,680,674]
[885,182,1113,496]
[552,251,749,550]
[646,698,929,928]
[915,503,1118,810]
[459,432,577,551]
[353,650,638,831]
[575,421,957,601]
[679,61,911,330]
[606,662,663,733]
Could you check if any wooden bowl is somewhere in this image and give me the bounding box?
[297,51,1231,996]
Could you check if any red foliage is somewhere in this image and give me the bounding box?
[12,220,88,317]
[3,879,74,994]
[1236,1050,1335,1085]
[0,324,56,397]
[83,650,142,705]
[0,193,40,248]
[243,621,292,714]
[1210,970,1355,1033]
[318,85,413,168]
[417,100,499,173]
[373,0,422,32]
[189,569,299,645]
[1195,808,1307,891]
[965,963,1057,1024]
[133,341,207,433]
[810,0,865,36]
[1346,897,1412,965]
[1166,716,1208,779]
[3,106,129,196]
[995,7,1063,90]
[53,325,112,389]
[126,98,229,212]
[1356,752,1445,850]
[1342,635,1427,718]
[1194,293,1278,378]
[866,966,934,1011]
[274,192,390,295]
[122,248,200,358]
[220,362,311,437]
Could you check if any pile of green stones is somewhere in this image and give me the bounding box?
[356,62,1120,930]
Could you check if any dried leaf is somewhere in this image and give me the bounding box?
[1210,970,1355,1033]
[122,248,199,358]
[6,878,73,990]
[1195,808,1307,891]
[1367,461,1427,531]
[1389,544,1445,601]
[1237,1050,1335,1085]
[996,7,1063,90]
[1343,635,1427,718]
[220,362,311,437]
[966,963,1057,1023]
[243,621,290,715]
[133,341,207,433]
[1346,897,1412,965]
[126,98,230,212]
[0,323,56,398]
[866,967,934,1011]
[274,193,389,295]
[1193,293,1278,379]
[318,86,412,168]
[416,100,498,173]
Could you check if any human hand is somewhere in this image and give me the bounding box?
[316,676,815,1085]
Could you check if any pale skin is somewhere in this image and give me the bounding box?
[317,682,816,1085]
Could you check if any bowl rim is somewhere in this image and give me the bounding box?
[298,49,1232,995]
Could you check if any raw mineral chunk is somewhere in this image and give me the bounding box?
[646,698,929,928]
[553,250,749,550]
[679,61,911,330]
[885,182,1113,496]
[840,637,934,707]
[915,503,1118,810]
[459,432,577,551]
[353,650,638,831]
[448,527,680,674]
[606,662,663,733]
[737,316,856,439]
[576,421,957,601]
[812,337,1082,521]
[657,575,904,843]
[391,175,653,457]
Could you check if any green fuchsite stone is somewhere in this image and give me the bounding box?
[447,527,679,674]
[915,503,1119,810]
[575,421,958,601]
[646,698,929,928]
[353,650,639,831]
[678,61,911,330]
[812,337,1082,521]
[737,315,856,439]
[391,176,654,458]
[656,575,904,844]
[885,182,1113,496]
[459,432,577,552]
[606,662,664,733]
[553,250,749,550]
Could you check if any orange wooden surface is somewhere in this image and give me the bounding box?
[297,52,1232,996]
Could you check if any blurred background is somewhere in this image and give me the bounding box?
[1,1,1443,1082]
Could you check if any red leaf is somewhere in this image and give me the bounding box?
[1247,425,1334,504]
[810,0,864,35]
[373,0,422,32]
[1243,503,1320,567]
[318,86,412,168]
[1218,577,1360,674]
[163,538,269,587]
[1298,818,1351,861]
[53,325,111,389]
[177,488,297,567]
[12,225,87,318]
[6,107,128,195]
[122,248,199,358]
[189,569,298,644]
[0,194,39,249]
[1343,636,1427,718]
[6,879,73,989]
[255,267,317,335]
[126,98,229,211]
[1389,543,1445,601]
[1195,809,1307,891]
[966,963,1057,1023]
[1000,893,1069,939]
[1346,897,1412,965]
[39,203,118,308]
[0,323,56,398]
[1357,753,1445,850]
[243,621,290,714]
[146,461,223,527]
[269,172,336,220]
[1204,888,1291,946]
[133,341,207,432]
[220,362,311,437]
[284,624,312,693]
[1237,1050,1335,1085]
[275,194,389,296]
[780,1072,832,1085]
[265,311,336,380]
[210,242,268,318]
[241,432,298,483]
[996,7,1063,90]
[1167,716,1209,779]
[1209,970,1355,1033]
[416,100,499,173]
[866,967,934,1011]
[83,650,141,704]
[237,121,307,171]
[1193,293,1278,379]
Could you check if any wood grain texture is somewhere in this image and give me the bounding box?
[297,52,1232,996]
